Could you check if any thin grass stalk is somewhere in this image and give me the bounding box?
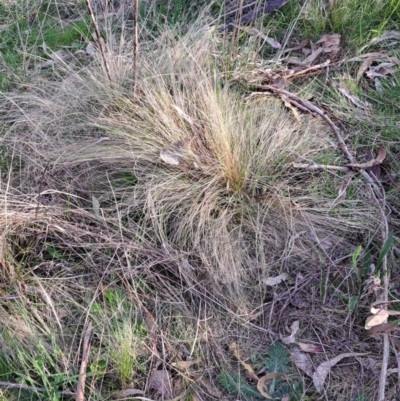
[84,0,112,83]
[132,0,139,97]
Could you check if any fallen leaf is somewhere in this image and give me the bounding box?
[297,342,324,353]
[262,273,288,286]
[290,349,314,377]
[361,30,400,50]
[366,62,396,79]
[356,57,374,82]
[160,140,185,166]
[281,320,299,345]
[365,309,389,330]
[148,370,173,399]
[257,372,282,399]
[302,46,323,66]
[282,95,302,123]
[172,357,202,371]
[230,342,259,382]
[368,322,397,335]
[247,28,282,49]
[92,195,100,217]
[315,33,341,53]
[86,42,96,56]
[334,85,369,109]
[281,394,290,401]
[312,352,367,392]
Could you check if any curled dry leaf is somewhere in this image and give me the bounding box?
[281,320,299,345]
[257,372,282,400]
[290,348,314,377]
[262,273,288,286]
[312,352,367,392]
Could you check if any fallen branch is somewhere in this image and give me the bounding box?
[76,321,93,401]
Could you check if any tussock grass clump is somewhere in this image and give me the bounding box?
[0,17,381,400]
[3,24,374,301]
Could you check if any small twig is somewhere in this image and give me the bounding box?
[76,321,93,401]
[0,381,75,397]
[84,0,112,83]
[132,0,139,97]
[292,162,350,172]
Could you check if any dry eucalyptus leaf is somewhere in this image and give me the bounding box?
[302,47,323,66]
[172,357,201,371]
[281,320,299,345]
[366,62,396,79]
[316,33,341,53]
[247,28,282,49]
[262,273,288,286]
[160,140,185,166]
[334,85,369,109]
[356,57,374,82]
[365,309,389,330]
[362,30,400,49]
[297,342,324,353]
[148,370,173,399]
[290,349,314,377]
[312,352,367,392]
[282,95,301,123]
[92,195,100,217]
[257,373,282,400]
[86,42,96,56]
[230,342,259,382]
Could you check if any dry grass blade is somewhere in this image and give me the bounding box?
[132,0,139,96]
